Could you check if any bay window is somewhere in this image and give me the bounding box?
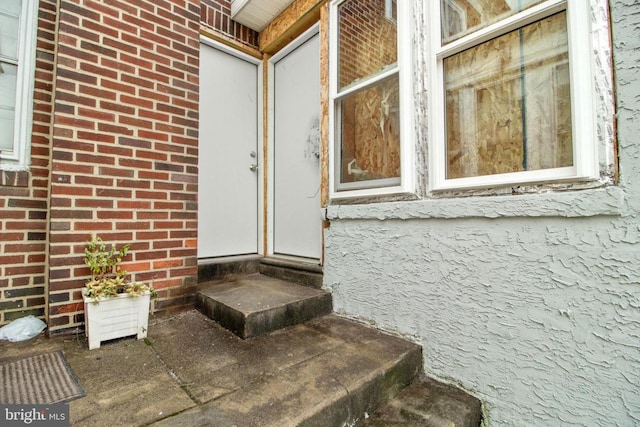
[329,0,609,199]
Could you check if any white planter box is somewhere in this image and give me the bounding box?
[82,288,151,350]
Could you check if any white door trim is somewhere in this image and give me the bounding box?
[267,23,321,258]
[199,36,265,257]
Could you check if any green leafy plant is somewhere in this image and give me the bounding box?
[83,234,156,301]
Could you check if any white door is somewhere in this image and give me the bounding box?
[272,29,322,260]
[198,42,260,258]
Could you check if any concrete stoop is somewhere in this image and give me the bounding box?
[196,274,332,339]
[192,258,482,427]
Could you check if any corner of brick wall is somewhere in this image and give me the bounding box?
[0,0,57,326]
[200,0,259,48]
[47,0,200,331]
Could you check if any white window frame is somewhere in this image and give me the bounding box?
[429,0,598,191]
[328,0,414,199]
[0,0,39,170]
[385,0,397,23]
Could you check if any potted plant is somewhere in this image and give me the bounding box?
[82,234,156,349]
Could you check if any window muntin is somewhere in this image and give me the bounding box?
[444,12,571,179]
[441,0,546,44]
[0,0,38,169]
[432,0,598,191]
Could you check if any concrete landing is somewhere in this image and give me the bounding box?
[0,310,424,426]
[0,310,487,427]
[196,274,332,338]
[150,312,422,427]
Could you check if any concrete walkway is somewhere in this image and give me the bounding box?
[0,310,422,426]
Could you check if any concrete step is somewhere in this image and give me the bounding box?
[363,377,482,427]
[198,255,261,283]
[259,256,323,289]
[149,311,423,427]
[196,274,332,339]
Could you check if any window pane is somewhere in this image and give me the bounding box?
[0,62,17,150]
[338,0,397,91]
[0,0,21,60]
[444,12,572,180]
[340,75,400,185]
[441,0,546,44]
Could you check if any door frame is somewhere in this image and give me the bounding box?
[266,23,321,259]
[199,35,265,257]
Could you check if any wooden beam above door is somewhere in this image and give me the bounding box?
[259,0,327,54]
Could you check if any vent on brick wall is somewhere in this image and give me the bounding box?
[231,0,295,31]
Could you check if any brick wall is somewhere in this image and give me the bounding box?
[201,0,259,48]
[46,0,201,331]
[0,0,260,332]
[0,0,57,326]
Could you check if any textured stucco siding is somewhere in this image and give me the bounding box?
[324,1,640,426]
[325,217,639,426]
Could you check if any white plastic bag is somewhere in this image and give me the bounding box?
[0,315,47,342]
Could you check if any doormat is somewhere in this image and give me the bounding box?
[0,351,85,404]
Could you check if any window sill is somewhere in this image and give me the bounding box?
[1,170,30,188]
[326,186,625,220]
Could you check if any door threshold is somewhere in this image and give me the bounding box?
[265,254,321,266]
[262,255,322,273]
[198,254,262,265]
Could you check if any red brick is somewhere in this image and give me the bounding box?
[75,198,114,208]
[96,188,132,198]
[75,153,117,165]
[116,221,151,230]
[100,78,136,95]
[137,211,169,220]
[80,84,118,101]
[153,259,183,269]
[97,144,134,157]
[73,221,112,231]
[97,211,134,220]
[99,167,134,178]
[136,231,168,240]
[98,100,135,115]
[76,131,116,143]
[136,191,168,200]
[138,130,170,142]
[0,255,26,265]
[50,185,93,197]
[117,200,152,210]
[97,122,135,135]
[119,158,153,169]
[100,57,135,74]
[120,94,153,110]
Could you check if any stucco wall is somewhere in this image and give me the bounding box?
[323,1,640,426]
